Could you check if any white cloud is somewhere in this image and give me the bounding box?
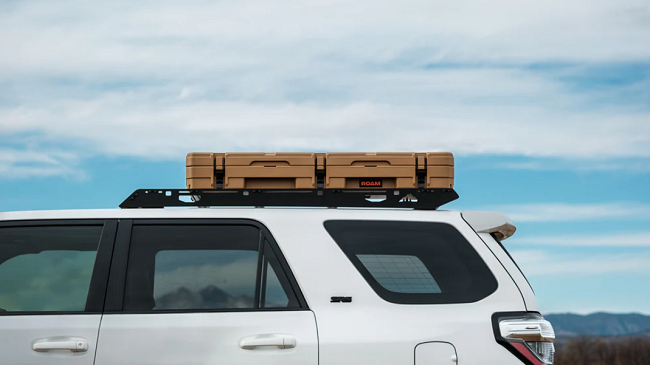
[1,0,648,78]
[0,0,649,170]
[510,249,650,275]
[0,149,84,179]
[1,96,649,161]
[494,202,650,222]
[178,87,191,100]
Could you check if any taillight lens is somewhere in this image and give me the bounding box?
[492,312,555,365]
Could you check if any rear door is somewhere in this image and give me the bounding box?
[0,219,116,365]
[95,219,318,365]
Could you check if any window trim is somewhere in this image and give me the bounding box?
[324,220,499,305]
[259,239,301,309]
[0,219,116,316]
[105,219,308,314]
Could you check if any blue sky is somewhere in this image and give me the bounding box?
[1,0,649,314]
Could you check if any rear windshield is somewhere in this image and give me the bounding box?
[324,220,497,304]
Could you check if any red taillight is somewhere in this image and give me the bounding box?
[492,312,555,365]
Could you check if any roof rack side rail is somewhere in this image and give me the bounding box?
[119,188,459,210]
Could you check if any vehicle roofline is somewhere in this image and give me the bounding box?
[0,207,468,220]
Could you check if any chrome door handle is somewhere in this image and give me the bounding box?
[239,334,296,349]
[33,339,89,352]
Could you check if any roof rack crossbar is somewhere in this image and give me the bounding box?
[119,188,458,210]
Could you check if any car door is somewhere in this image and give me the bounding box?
[95,219,318,365]
[0,219,116,365]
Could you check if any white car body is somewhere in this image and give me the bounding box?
[0,207,547,365]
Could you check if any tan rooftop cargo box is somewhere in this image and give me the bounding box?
[426,152,454,189]
[224,152,318,189]
[186,151,454,189]
[325,152,418,189]
[186,152,223,190]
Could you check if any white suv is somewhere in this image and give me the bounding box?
[0,189,554,365]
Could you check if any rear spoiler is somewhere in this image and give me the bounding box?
[462,211,516,240]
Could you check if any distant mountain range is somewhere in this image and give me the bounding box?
[155,285,254,310]
[545,313,650,337]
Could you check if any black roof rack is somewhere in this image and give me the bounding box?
[120,188,458,210]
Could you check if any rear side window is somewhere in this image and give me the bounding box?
[324,220,497,304]
[0,226,102,312]
[357,254,442,293]
[152,249,259,310]
[123,224,302,311]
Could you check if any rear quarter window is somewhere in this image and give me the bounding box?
[324,220,498,304]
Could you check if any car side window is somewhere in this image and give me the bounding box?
[260,239,299,308]
[324,220,498,304]
[0,225,102,313]
[123,224,301,312]
[356,254,442,293]
[153,249,259,310]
